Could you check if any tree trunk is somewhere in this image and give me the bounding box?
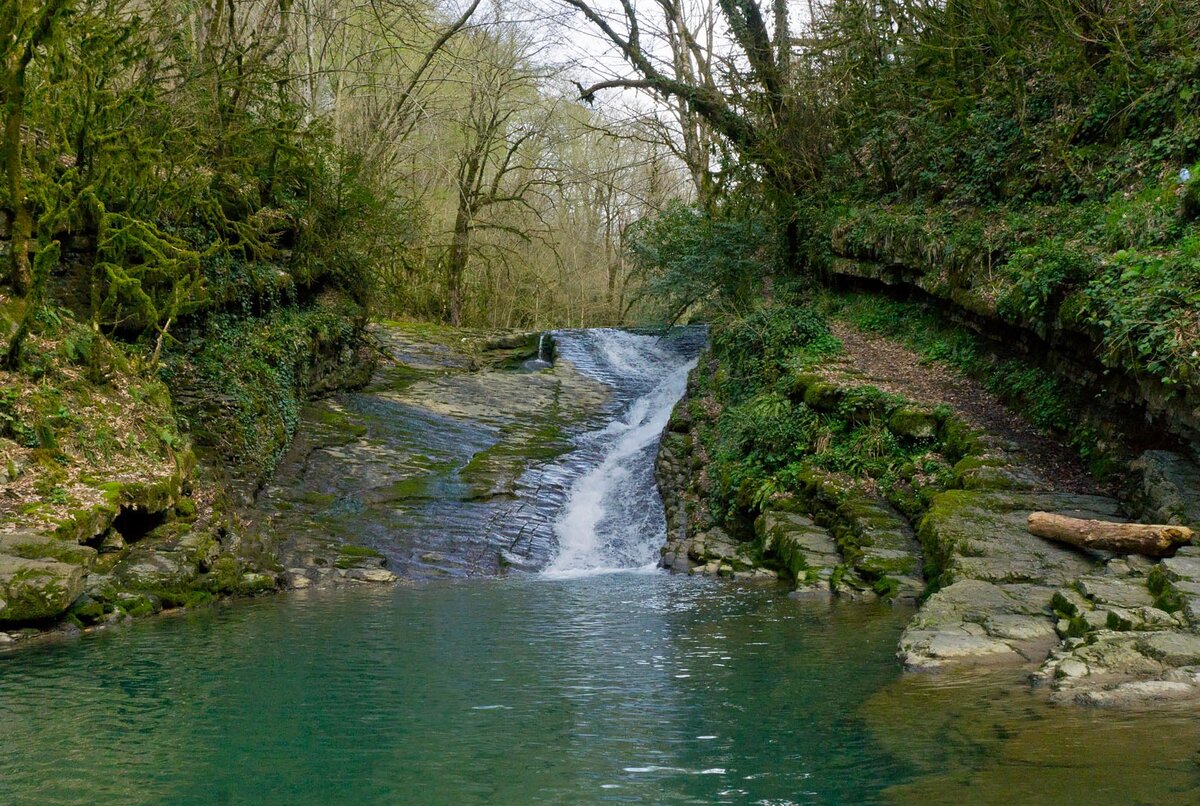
[446,204,470,327]
[1027,512,1194,558]
[3,70,32,294]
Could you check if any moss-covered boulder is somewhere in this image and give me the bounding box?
[0,532,96,567]
[0,556,86,623]
[952,455,1045,491]
[888,407,939,441]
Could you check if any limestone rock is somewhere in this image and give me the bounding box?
[111,548,198,589]
[900,579,1060,670]
[98,530,126,554]
[284,569,313,589]
[239,572,276,591]
[922,490,1120,588]
[758,510,841,586]
[0,531,96,567]
[1160,555,1200,583]
[1076,680,1198,708]
[1076,576,1155,609]
[899,628,1021,670]
[1130,450,1200,526]
[1138,632,1200,667]
[888,407,938,441]
[983,614,1058,642]
[345,567,396,584]
[0,555,87,623]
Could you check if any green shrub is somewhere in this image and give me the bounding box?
[626,202,772,321]
[712,304,837,395]
[998,240,1095,321]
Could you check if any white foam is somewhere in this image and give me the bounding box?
[543,329,696,576]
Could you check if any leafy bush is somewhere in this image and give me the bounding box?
[711,304,837,395]
[1083,243,1200,388]
[719,392,820,471]
[626,202,771,321]
[998,240,1095,321]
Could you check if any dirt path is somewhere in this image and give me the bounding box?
[829,321,1107,495]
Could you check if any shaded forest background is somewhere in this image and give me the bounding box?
[3,0,1200,479]
[2,0,689,352]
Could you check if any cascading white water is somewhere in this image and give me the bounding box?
[542,329,698,578]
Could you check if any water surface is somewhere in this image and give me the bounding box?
[3,577,1198,804]
[1,577,908,804]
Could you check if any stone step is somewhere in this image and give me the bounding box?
[835,494,923,582]
[756,511,840,590]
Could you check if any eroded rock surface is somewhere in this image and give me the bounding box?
[258,324,615,583]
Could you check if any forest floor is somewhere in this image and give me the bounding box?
[828,321,1108,496]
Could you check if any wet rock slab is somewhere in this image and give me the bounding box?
[900,490,1122,671]
[1035,545,1200,706]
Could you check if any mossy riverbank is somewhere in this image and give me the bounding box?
[0,287,376,642]
[655,299,1200,706]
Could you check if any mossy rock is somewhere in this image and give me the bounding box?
[311,404,370,441]
[759,512,841,581]
[0,532,97,567]
[52,501,120,544]
[789,372,825,402]
[803,380,844,411]
[939,417,985,462]
[952,455,1042,491]
[0,556,87,623]
[116,592,161,618]
[67,595,108,626]
[792,464,854,509]
[888,407,939,441]
[335,544,386,570]
[236,572,277,594]
[97,476,183,513]
[111,547,199,590]
[339,544,384,558]
[857,547,920,577]
[173,498,198,521]
[205,555,243,593]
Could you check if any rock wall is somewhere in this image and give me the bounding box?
[823,253,1200,456]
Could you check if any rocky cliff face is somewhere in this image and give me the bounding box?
[824,225,1200,456]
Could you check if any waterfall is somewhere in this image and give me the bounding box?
[523,332,553,371]
[542,329,699,578]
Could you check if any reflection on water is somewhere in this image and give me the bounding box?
[1,576,1197,804]
[868,668,1200,804]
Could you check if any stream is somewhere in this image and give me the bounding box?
[2,328,1199,804]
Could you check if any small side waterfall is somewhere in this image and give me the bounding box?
[523,332,553,371]
[542,329,701,578]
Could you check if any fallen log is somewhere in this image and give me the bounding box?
[1027,512,1194,558]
